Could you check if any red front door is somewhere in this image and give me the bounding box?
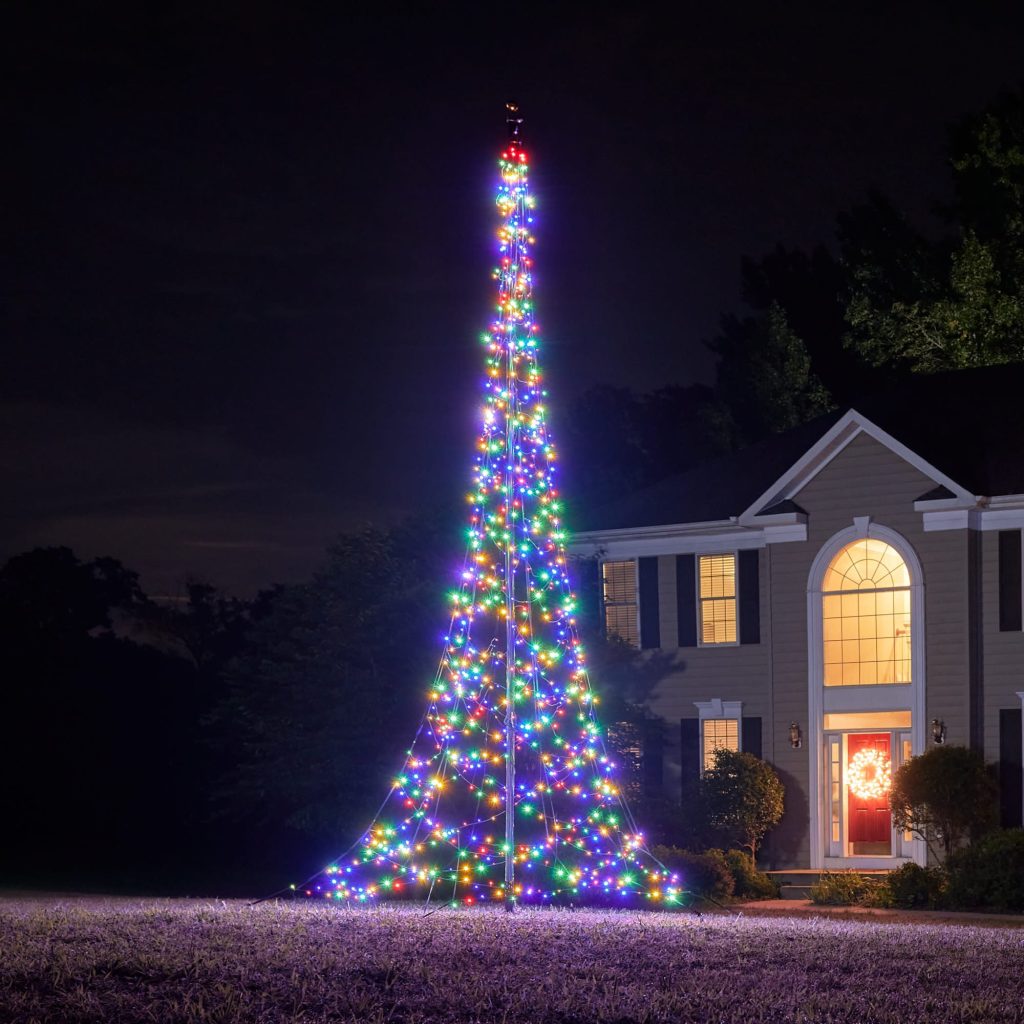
[847,733,891,847]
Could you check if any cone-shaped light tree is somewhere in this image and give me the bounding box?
[305,107,678,907]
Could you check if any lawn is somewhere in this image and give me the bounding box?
[2,895,1023,1023]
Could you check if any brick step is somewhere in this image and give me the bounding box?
[766,870,890,899]
[779,884,814,900]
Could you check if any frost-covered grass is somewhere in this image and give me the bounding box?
[2,895,1023,1023]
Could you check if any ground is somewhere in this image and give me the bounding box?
[2,894,1023,1023]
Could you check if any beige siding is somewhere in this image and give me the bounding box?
[982,530,1024,758]
[641,430,976,868]
[770,432,971,865]
[653,552,771,723]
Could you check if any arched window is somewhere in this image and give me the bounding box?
[822,538,911,686]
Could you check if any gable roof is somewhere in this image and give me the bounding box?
[577,364,1024,533]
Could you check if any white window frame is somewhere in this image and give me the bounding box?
[694,699,743,773]
[696,551,740,647]
[806,520,927,870]
[601,558,640,648]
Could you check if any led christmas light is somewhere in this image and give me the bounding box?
[847,748,892,801]
[300,112,678,907]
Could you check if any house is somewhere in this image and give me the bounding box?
[569,366,1024,870]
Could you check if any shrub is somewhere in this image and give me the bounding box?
[701,749,785,862]
[809,870,883,906]
[947,829,1024,911]
[651,845,734,903]
[723,849,780,900]
[889,745,998,861]
[881,862,947,909]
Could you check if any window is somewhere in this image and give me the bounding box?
[698,553,737,644]
[822,538,911,686]
[702,718,739,771]
[602,560,638,647]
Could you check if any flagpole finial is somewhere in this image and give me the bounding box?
[505,102,524,141]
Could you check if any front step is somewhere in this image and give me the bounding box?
[766,869,890,901]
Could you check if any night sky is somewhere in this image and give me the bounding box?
[5,4,1024,597]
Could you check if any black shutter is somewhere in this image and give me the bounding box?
[676,554,697,647]
[738,549,760,645]
[638,557,661,649]
[742,716,763,759]
[998,530,1022,632]
[576,557,602,632]
[999,708,1023,828]
[643,719,665,795]
[680,718,700,787]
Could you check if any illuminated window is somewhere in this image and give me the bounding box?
[822,538,911,686]
[602,560,638,647]
[699,554,737,644]
[702,718,739,771]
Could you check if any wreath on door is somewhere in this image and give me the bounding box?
[847,748,892,800]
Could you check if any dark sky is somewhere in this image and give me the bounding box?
[5,4,1024,597]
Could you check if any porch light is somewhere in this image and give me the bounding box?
[789,722,802,749]
[931,718,946,745]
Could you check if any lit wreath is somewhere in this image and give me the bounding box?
[847,748,892,801]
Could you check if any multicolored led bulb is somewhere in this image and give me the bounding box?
[302,114,679,907]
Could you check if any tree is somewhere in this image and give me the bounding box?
[842,90,1024,371]
[701,749,784,863]
[287,123,680,906]
[889,745,998,862]
[209,529,426,843]
[710,302,834,444]
[561,382,722,512]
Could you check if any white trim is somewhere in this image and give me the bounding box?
[599,557,641,649]
[696,551,740,648]
[922,507,1024,531]
[806,523,927,869]
[694,700,744,773]
[569,520,806,560]
[695,699,744,721]
[739,408,976,524]
[988,494,1024,510]
[980,510,1024,531]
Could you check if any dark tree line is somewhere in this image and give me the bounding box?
[562,87,1024,511]
[0,532,665,895]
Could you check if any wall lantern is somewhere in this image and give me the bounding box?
[789,722,802,749]
[931,718,946,745]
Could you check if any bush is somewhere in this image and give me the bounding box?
[947,829,1024,911]
[701,749,785,862]
[881,862,947,909]
[651,845,734,902]
[723,849,780,900]
[889,745,998,861]
[809,870,883,906]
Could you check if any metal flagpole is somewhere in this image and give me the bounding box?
[502,102,524,912]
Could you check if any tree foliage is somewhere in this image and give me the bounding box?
[843,89,1024,371]
[208,529,429,841]
[700,749,784,863]
[710,301,834,444]
[889,745,998,861]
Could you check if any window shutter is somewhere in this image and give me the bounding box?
[676,554,697,647]
[742,716,762,759]
[575,556,602,630]
[680,717,700,785]
[643,719,664,795]
[999,708,1023,828]
[638,557,661,649]
[999,531,1022,632]
[738,549,760,645]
